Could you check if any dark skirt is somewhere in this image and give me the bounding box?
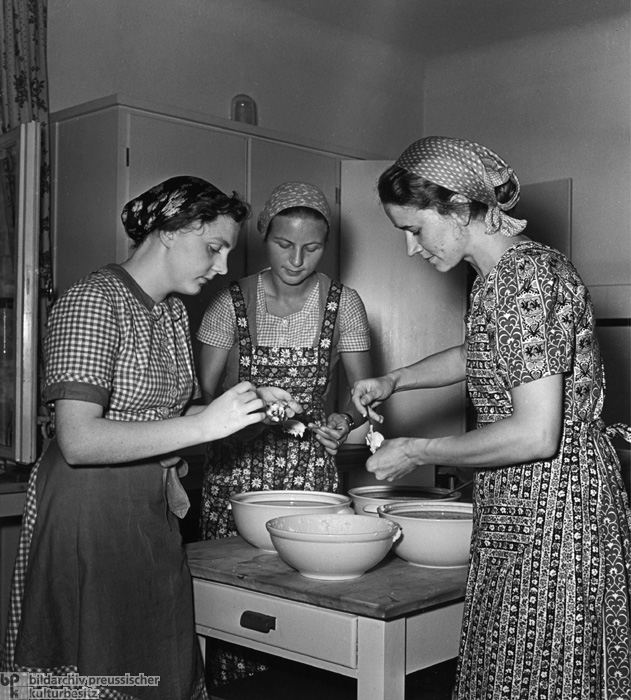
[3,440,206,700]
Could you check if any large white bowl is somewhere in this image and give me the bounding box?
[266,513,401,580]
[230,490,353,551]
[378,501,473,569]
[349,485,461,517]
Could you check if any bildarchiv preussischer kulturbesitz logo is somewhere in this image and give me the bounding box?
[1,672,160,699]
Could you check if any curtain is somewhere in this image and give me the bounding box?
[0,0,52,453]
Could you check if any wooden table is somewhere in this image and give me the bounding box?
[187,537,467,700]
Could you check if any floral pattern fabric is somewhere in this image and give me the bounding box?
[199,278,342,541]
[454,241,631,699]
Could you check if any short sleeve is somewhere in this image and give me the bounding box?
[493,251,576,388]
[338,286,371,353]
[43,280,120,405]
[196,286,237,349]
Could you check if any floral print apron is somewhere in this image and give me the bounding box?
[199,278,342,540]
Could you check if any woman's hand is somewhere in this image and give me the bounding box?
[199,381,266,441]
[365,374,564,479]
[255,386,303,424]
[351,375,395,422]
[309,413,350,456]
[365,437,427,481]
[54,383,266,465]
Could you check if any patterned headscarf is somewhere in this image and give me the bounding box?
[395,136,527,237]
[121,175,227,241]
[257,182,331,236]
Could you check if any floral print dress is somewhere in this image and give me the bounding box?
[453,241,631,699]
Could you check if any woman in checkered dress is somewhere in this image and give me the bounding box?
[196,182,372,686]
[352,137,631,699]
[0,176,286,700]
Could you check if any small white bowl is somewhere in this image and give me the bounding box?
[266,513,401,581]
[378,501,473,569]
[230,490,353,551]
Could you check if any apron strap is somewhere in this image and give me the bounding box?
[229,282,253,383]
[316,278,342,379]
[230,275,343,391]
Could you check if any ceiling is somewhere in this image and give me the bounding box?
[263,0,629,57]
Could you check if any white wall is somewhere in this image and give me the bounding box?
[423,13,631,438]
[423,14,630,301]
[48,2,629,296]
[47,0,426,159]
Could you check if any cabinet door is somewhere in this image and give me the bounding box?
[248,141,340,279]
[128,113,248,332]
[52,108,123,296]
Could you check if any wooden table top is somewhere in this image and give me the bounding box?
[186,537,467,620]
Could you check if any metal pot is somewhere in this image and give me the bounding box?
[348,485,461,517]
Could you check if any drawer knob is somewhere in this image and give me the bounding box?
[239,610,277,633]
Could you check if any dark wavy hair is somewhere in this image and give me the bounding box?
[122,175,251,248]
[154,190,250,232]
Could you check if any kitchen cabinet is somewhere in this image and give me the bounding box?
[248,139,341,280]
[50,95,376,331]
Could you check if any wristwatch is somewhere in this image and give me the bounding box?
[340,413,356,431]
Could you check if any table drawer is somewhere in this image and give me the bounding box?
[193,580,358,668]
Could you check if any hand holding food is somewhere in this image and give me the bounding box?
[257,387,303,424]
[351,375,395,422]
[200,381,266,441]
[366,437,423,482]
[265,402,288,423]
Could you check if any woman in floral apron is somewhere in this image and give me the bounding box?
[196,182,372,685]
[352,137,631,699]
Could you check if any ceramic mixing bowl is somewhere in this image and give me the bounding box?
[349,485,461,517]
[230,490,353,551]
[378,501,473,569]
[265,513,401,580]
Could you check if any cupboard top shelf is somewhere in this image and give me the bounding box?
[50,93,390,162]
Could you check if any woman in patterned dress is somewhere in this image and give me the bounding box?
[0,176,284,700]
[352,137,631,700]
[196,182,372,685]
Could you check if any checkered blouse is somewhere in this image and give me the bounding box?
[197,273,370,351]
[43,264,199,422]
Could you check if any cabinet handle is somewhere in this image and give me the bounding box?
[239,610,276,633]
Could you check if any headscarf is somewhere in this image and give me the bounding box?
[395,136,527,237]
[121,175,226,241]
[257,181,331,236]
